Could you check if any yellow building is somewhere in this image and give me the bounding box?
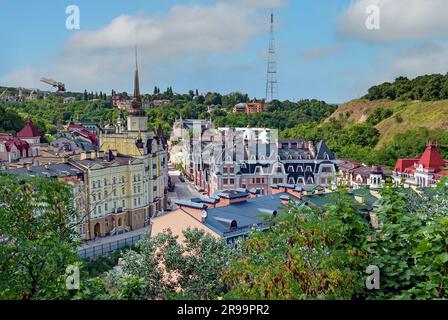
[87,52,168,239]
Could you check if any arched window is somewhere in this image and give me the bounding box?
[306,177,314,184]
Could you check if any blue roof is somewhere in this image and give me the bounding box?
[203,193,292,238]
[175,200,208,210]
[217,191,249,199]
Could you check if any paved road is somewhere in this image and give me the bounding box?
[168,169,201,204]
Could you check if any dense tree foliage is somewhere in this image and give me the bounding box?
[364,74,448,101]
[224,183,448,300]
[0,175,80,300]
[223,192,370,299]
[0,105,24,133]
[104,229,231,300]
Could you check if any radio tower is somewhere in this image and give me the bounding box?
[265,10,277,102]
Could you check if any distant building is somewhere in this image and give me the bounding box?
[184,125,337,196]
[393,141,448,187]
[0,136,30,163]
[0,119,42,163]
[337,160,388,189]
[151,99,171,107]
[233,100,265,114]
[112,93,132,110]
[63,97,76,104]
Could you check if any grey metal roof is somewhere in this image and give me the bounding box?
[1,163,82,178]
[203,193,291,237]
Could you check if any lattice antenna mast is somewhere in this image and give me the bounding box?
[265,10,278,102]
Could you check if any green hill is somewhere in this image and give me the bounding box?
[328,99,448,148]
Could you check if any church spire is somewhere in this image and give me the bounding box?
[134,46,141,102]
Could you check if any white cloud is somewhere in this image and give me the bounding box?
[1,3,262,92]
[337,0,448,43]
[220,0,286,8]
[389,42,448,78]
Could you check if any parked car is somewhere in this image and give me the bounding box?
[179,176,185,183]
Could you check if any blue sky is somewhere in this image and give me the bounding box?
[1,0,448,103]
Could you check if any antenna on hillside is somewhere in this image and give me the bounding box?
[265,9,278,102]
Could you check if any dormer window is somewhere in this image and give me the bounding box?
[323,152,330,160]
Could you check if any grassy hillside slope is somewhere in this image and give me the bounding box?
[328,99,448,148]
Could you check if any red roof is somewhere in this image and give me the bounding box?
[394,158,419,172]
[17,119,41,138]
[68,125,98,145]
[418,141,446,172]
[0,138,30,152]
[394,141,447,173]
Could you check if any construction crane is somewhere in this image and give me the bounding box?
[0,89,8,98]
[40,77,66,93]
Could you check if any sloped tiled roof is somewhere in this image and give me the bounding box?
[17,119,41,138]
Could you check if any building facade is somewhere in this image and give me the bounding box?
[183,126,338,196]
[393,141,448,187]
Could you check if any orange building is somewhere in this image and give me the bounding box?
[233,100,265,114]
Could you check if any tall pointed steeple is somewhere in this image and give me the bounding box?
[130,46,144,113]
[134,46,141,102]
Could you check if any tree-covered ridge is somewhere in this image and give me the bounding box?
[282,114,448,167]
[364,74,448,101]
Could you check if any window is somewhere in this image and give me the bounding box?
[122,200,126,208]
[138,198,141,205]
[276,166,282,173]
[113,177,117,184]
[134,198,137,206]
[230,179,235,184]
[105,203,108,211]
[121,176,125,183]
[307,177,314,184]
[297,166,304,172]
[92,194,96,202]
[122,187,125,195]
[223,179,229,185]
[322,166,332,173]
[306,166,312,172]
[323,152,330,160]
[138,186,141,193]
[113,189,117,197]
[104,178,108,186]
[92,181,96,189]
[288,166,294,173]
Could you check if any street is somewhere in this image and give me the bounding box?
[168,168,201,205]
